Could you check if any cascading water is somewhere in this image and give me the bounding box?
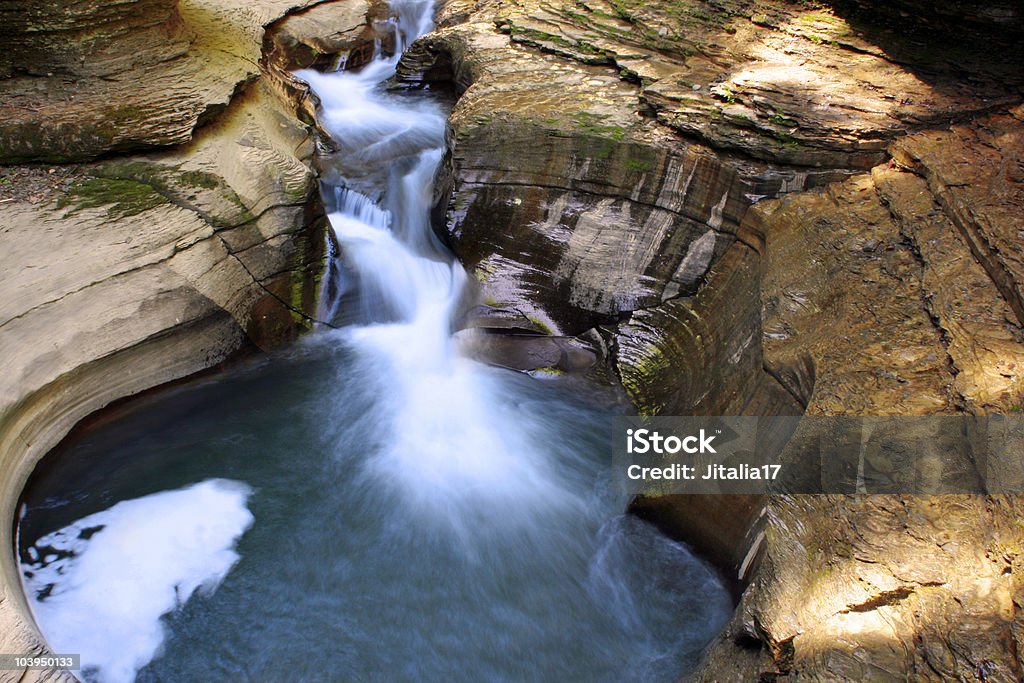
[297,3,589,535]
[16,2,732,681]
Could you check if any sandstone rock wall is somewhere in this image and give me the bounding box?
[695,106,1024,681]
[483,0,1023,168]
[0,1,386,679]
[400,13,789,410]
[0,0,189,79]
[401,2,1024,680]
[0,0,390,163]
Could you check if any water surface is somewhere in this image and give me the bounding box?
[17,1,732,679]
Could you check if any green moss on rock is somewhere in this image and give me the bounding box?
[58,177,169,218]
[177,169,221,190]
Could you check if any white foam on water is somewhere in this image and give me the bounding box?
[22,480,254,683]
[18,0,732,677]
[298,0,598,540]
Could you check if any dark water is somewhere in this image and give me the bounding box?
[19,335,732,682]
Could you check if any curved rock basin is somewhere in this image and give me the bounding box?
[19,343,730,682]
[15,2,732,680]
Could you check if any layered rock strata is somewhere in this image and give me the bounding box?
[0,1,389,679]
[0,0,393,163]
[477,0,1022,168]
[401,1,1024,680]
[693,107,1024,682]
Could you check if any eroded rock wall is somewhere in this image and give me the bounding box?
[0,0,393,163]
[485,0,1023,168]
[398,0,811,588]
[403,1,1024,680]
[0,1,387,678]
[695,106,1024,681]
[400,12,791,417]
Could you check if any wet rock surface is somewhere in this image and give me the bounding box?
[399,7,797,396]
[402,1,1024,680]
[0,1,384,678]
[0,0,1023,680]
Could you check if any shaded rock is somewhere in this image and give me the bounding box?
[615,234,763,417]
[455,329,598,373]
[482,0,1023,168]
[630,494,767,594]
[831,0,1024,44]
[444,117,746,336]
[263,0,395,72]
[0,0,189,80]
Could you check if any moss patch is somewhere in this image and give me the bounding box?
[624,157,653,173]
[177,169,221,190]
[572,111,626,140]
[93,160,255,227]
[104,105,144,125]
[526,314,554,335]
[58,177,169,218]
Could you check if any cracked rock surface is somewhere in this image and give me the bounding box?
[695,105,1024,681]
[0,1,384,676]
[401,1,1024,680]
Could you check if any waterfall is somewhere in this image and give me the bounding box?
[296,2,592,533]
[18,2,733,680]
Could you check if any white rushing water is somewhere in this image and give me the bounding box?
[22,480,253,683]
[297,1,594,538]
[18,2,732,679]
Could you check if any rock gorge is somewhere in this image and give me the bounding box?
[1,0,1023,680]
